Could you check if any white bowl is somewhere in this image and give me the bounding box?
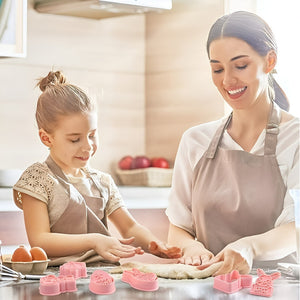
[277,263,300,278]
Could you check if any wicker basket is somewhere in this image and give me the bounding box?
[116,167,173,187]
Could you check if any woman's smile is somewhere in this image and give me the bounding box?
[226,86,247,99]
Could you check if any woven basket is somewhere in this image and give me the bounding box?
[116,167,173,187]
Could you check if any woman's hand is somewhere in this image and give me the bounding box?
[94,236,144,262]
[148,241,182,259]
[198,240,253,275]
[178,240,214,266]
[198,248,251,275]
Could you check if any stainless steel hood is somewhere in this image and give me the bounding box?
[34,0,172,19]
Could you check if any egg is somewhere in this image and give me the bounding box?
[30,247,48,261]
[11,245,32,262]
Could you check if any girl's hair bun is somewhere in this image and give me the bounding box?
[38,71,66,92]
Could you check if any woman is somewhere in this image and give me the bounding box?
[166,11,299,275]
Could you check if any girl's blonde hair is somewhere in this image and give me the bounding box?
[36,71,95,133]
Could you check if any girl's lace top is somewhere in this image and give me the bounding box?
[13,162,124,227]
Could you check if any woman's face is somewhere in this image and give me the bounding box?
[209,37,270,110]
[48,111,98,176]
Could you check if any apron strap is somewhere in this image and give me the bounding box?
[206,101,281,158]
[46,156,71,191]
[46,156,108,198]
[88,171,109,199]
[264,101,281,155]
[206,113,232,159]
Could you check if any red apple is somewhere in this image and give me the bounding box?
[118,155,133,170]
[151,157,170,168]
[131,156,151,169]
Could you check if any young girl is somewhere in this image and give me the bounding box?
[13,71,181,266]
[167,11,299,275]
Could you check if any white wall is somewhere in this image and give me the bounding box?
[0,1,227,180]
[145,0,225,161]
[0,3,146,176]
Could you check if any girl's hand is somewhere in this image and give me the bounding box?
[94,236,144,262]
[148,241,182,259]
[179,240,214,266]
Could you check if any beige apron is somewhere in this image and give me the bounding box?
[45,156,117,266]
[191,102,288,257]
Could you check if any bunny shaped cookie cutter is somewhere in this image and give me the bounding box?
[250,268,281,297]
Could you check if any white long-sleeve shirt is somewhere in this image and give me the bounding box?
[166,116,299,236]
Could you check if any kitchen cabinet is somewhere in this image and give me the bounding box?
[0,0,27,57]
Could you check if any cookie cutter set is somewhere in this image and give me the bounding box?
[39,261,159,296]
[213,268,281,297]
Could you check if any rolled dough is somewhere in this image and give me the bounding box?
[110,261,223,279]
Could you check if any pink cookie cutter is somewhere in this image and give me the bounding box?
[39,274,77,296]
[214,270,253,294]
[250,268,281,297]
[122,268,159,292]
[59,261,87,279]
[89,270,116,295]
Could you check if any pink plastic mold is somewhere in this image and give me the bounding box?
[39,274,77,296]
[122,268,159,292]
[250,268,281,297]
[58,275,77,293]
[39,275,60,296]
[59,261,87,279]
[89,270,116,295]
[213,270,253,294]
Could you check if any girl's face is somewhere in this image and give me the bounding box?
[209,37,270,110]
[48,111,98,176]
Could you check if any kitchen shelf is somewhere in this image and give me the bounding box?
[118,186,170,209]
[0,186,170,211]
[0,188,14,211]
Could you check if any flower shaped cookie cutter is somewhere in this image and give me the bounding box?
[59,261,87,279]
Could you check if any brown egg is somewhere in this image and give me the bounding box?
[30,247,48,261]
[11,245,33,262]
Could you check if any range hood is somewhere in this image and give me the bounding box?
[34,0,172,19]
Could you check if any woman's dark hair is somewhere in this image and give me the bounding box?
[206,11,289,111]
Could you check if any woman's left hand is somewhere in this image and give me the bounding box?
[148,241,182,259]
[197,240,253,275]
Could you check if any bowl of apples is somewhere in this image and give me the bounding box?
[116,155,173,187]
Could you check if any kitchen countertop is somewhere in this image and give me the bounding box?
[0,186,170,211]
[0,265,299,300]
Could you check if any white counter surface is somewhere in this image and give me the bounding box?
[0,264,299,300]
[0,186,170,211]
